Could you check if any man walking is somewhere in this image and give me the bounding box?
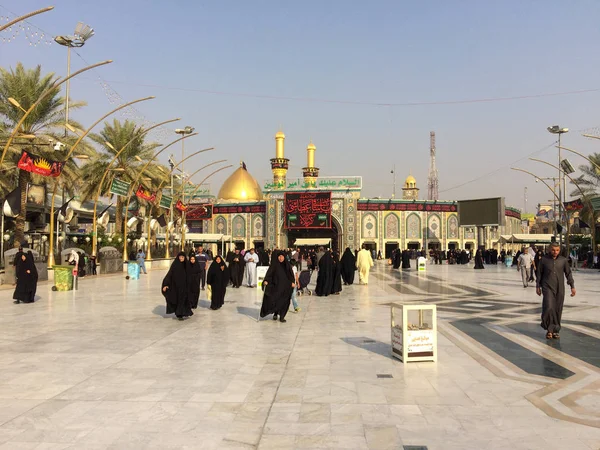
[244,248,259,287]
[196,245,208,290]
[527,244,536,282]
[517,246,535,288]
[356,244,374,285]
[536,242,576,339]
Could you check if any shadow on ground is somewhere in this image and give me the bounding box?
[341,337,394,360]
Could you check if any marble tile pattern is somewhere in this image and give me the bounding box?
[1,261,600,449]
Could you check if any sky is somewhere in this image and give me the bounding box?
[2,0,600,212]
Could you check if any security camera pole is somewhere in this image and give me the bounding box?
[174,126,195,250]
[547,125,569,248]
[54,22,94,137]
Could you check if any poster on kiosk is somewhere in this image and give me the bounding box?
[256,266,269,290]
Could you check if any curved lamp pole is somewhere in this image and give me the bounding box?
[530,157,596,254]
[0,6,54,33]
[558,145,600,173]
[46,96,156,267]
[120,134,201,261]
[0,59,113,169]
[91,116,179,256]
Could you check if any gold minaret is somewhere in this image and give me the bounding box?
[270,130,289,189]
[302,140,319,187]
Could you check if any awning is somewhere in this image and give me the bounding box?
[186,233,232,242]
[498,234,554,244]
[292,238,331,246]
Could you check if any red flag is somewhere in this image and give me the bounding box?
[135,185,156,202]
[17,150,64,177]
[176,200,188,212]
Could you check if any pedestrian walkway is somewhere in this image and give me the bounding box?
[0,262,599,449]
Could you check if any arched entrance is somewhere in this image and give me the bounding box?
[285,216,341,253]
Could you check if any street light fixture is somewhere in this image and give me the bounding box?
[547,125,569,247]
[54,22,95,136]
[174,126,195,250]
[7,97,26,113]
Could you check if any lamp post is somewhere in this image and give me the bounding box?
[391,164,396,199]
[0,6,54,33]
[54,22,94,137]
[174,126,195,250]
[120,135,204,261]
[45,96,155,268]
[90,117,179,257]
[547,125,569,247]
[0,60,112,169]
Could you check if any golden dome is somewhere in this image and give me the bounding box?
[405,175,416,185]
[275,130,285,139]
[307,141,316,150]
[217,162,263,201]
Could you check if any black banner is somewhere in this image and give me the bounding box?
[357,201,457,212]
[213,203,266,214]
[285,192,331,229]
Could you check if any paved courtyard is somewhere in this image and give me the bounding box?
[1,261,600,449]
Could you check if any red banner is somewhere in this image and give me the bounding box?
[176,200,188,212]
[564,199,584,212]
[135,185,156,202]
[17,150,64,177]
[213,204,266,214]
[186,204,213,219]
[285,192,331,229]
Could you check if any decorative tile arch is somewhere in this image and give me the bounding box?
[215,216,227,234]
[252,214,264,237]
[384,213,400,239]
[428,214,441,239]
[362,213,377,239]
[406,213,421,239]
[232,215,246,238]
[447,214,459,239]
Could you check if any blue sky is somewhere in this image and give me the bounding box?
[2,0,600,211]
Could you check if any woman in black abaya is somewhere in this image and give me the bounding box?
[162,252,193,320]
[207,255,229,310]
[13,251,37,304]
[331,251,342,295]
[187,255,202,309]
[401,250,411,269]
[340,247,356,285]
[315,250,334,296]
[260,251,295,322]
[474,249,485,270]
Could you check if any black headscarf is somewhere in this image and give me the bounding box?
[13,251,37,303]
[260,250,294,318]
[340,247,356,284]
[187,255,202,309]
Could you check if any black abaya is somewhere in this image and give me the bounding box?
[340,248,356,285]
[207,256,229,310]
[13,251,37,303]
[474,250,485,270]
[187,258,202,309]
[331,252,342,294]
[392,250,401,269]
[227,251,244,287]
[162,252,193,318]
[260,251,294,320]
[401,250,411,269]
[315,251,334,296]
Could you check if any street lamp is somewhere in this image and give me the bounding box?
[547,125,569,247]
[54,22,95,137]
[174,126,195,249]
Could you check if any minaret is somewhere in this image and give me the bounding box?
[270,130,289,189]
[302,140,319,187]
[427,131,439,201]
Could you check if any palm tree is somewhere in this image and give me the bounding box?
[0,63,87,246]
[570,152,600,252]
[79,119,165,233]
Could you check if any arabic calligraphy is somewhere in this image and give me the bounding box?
[263,177,362,191]
[357,201,457,212]
[285,192,331,229]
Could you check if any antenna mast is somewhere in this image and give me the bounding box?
[427,131,439,201]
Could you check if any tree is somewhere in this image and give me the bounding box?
[79,119,164,233]
[0,63,87,246]
[570,152,600,252]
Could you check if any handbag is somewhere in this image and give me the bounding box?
[206,284,212,300]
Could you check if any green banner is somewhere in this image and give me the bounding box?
[591,196,600,212]
[109,178,130,197]
[159,195,172,209]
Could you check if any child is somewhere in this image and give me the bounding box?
[290,259,301,313]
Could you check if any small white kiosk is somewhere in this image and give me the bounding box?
[391,303,437,363]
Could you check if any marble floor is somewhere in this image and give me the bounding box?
[1,261,600,449]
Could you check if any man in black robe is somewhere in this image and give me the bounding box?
[536,243,575,339]
[340,247,356,285]
[260,251,295,322]
[315,250,334,296]
[227,248,244,288]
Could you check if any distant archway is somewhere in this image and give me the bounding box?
[285,215,341,253]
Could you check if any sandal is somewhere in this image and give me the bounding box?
[552,333,560,339]
[546,332,553,339]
